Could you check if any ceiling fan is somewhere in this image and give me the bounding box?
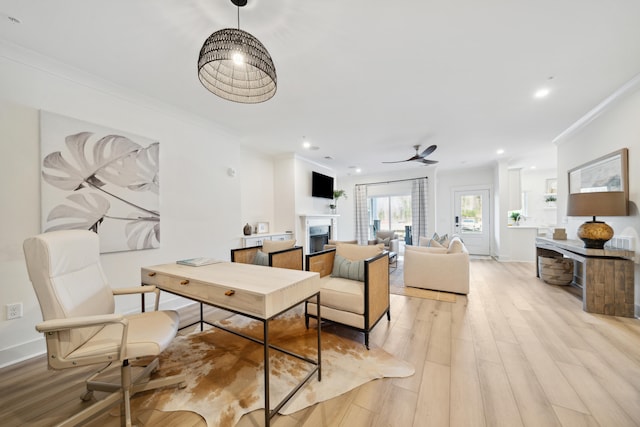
[383,144,438,165]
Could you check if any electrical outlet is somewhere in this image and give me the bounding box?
[6,303,23,320]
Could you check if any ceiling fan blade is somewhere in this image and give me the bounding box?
[419,145,437,158]
[420,159,439,165]
[382,159,412,164]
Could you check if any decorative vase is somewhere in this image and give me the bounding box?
[243,223,252,236]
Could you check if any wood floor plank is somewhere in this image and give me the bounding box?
[476,358,524,427]
[413,361,450,427]
[450,337,486,427]
[509,321,589,414]
[372,384,418,427]
[572,348,640,424]
[557,360,637,427]
[496,341,561,427]
[552,405,600,427]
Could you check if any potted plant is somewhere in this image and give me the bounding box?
[509,211,522,226]
[330,189,347,213]
[545,195,557,206]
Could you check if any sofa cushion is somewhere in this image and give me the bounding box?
[336,243,383,261]
[318,277,365,314]
[252,250,269,266]
[262,239,295,254]
[405,244,447,254]
[331,254,365,282]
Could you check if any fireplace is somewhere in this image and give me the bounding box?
[309,225,331,253]
[300,214,338,254]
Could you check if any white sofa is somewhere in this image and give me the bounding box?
[403,236,470,294]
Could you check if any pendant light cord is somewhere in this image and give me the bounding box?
[237,5,240,29]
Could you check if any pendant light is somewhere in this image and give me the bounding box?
[197,0,277,103]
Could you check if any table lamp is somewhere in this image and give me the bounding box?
[567,191,627,249]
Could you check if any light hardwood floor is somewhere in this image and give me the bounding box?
[2,259,639,426]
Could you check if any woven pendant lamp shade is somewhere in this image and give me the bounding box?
[198,27,277,103]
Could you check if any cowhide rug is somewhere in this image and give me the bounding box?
[133,312,414,427]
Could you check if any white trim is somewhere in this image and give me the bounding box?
[553,73,640,144]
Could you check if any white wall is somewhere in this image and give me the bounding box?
[0,43,272,366]
[555,75,640,315]
[521,167,558,227]
[434,166,494,236]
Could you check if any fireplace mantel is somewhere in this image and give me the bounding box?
[299,214,339,254]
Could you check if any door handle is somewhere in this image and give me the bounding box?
[455,216,459,227]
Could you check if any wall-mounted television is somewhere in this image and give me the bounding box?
[312,171,334,199]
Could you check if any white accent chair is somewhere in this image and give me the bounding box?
[368,230,400,254]
[23,230,185,427]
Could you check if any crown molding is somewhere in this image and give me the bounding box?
[553,73,640,145]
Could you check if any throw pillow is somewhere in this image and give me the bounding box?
[337,243,384,261]
[428,239,444,248]
[376,237,391,246]
[331,254,365,282]
[432,232,449,247]
[447,238,464,254]
[253,250,269,266]
[418,236,443,248]
[262,239,295,254]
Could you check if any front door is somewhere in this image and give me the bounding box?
[453,189,491,255]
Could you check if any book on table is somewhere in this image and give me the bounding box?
[176,257,223,267]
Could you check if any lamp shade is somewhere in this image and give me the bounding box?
[567,191,628,217]
[198,28,277,103]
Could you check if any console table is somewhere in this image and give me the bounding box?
[141,261,321,426]
[535,237,635,317]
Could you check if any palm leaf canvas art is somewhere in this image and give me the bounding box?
[40,112,160,253]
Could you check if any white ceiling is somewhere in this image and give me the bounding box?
[1,0,640,176]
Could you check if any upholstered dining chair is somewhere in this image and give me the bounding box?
[23,230,185,427]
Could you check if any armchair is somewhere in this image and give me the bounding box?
[305,243,390,349]
[23,230,185,427]
[231,242,303,270]
[368,230,399,253]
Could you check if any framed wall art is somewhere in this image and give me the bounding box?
[568,148,628,199]
[40,111,160,253]
[257,222,269,233]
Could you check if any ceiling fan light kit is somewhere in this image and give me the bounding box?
[198,0,277,103]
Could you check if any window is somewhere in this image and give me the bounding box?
[460,194,482,233]
[369,195,411,240]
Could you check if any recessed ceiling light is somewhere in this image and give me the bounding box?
[355,168,361,173]
[534,88,550,99]
[496,149,505,155]
[302,140,311,149]
[530,165,537,169]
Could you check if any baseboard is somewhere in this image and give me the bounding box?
[0,337,45,369]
